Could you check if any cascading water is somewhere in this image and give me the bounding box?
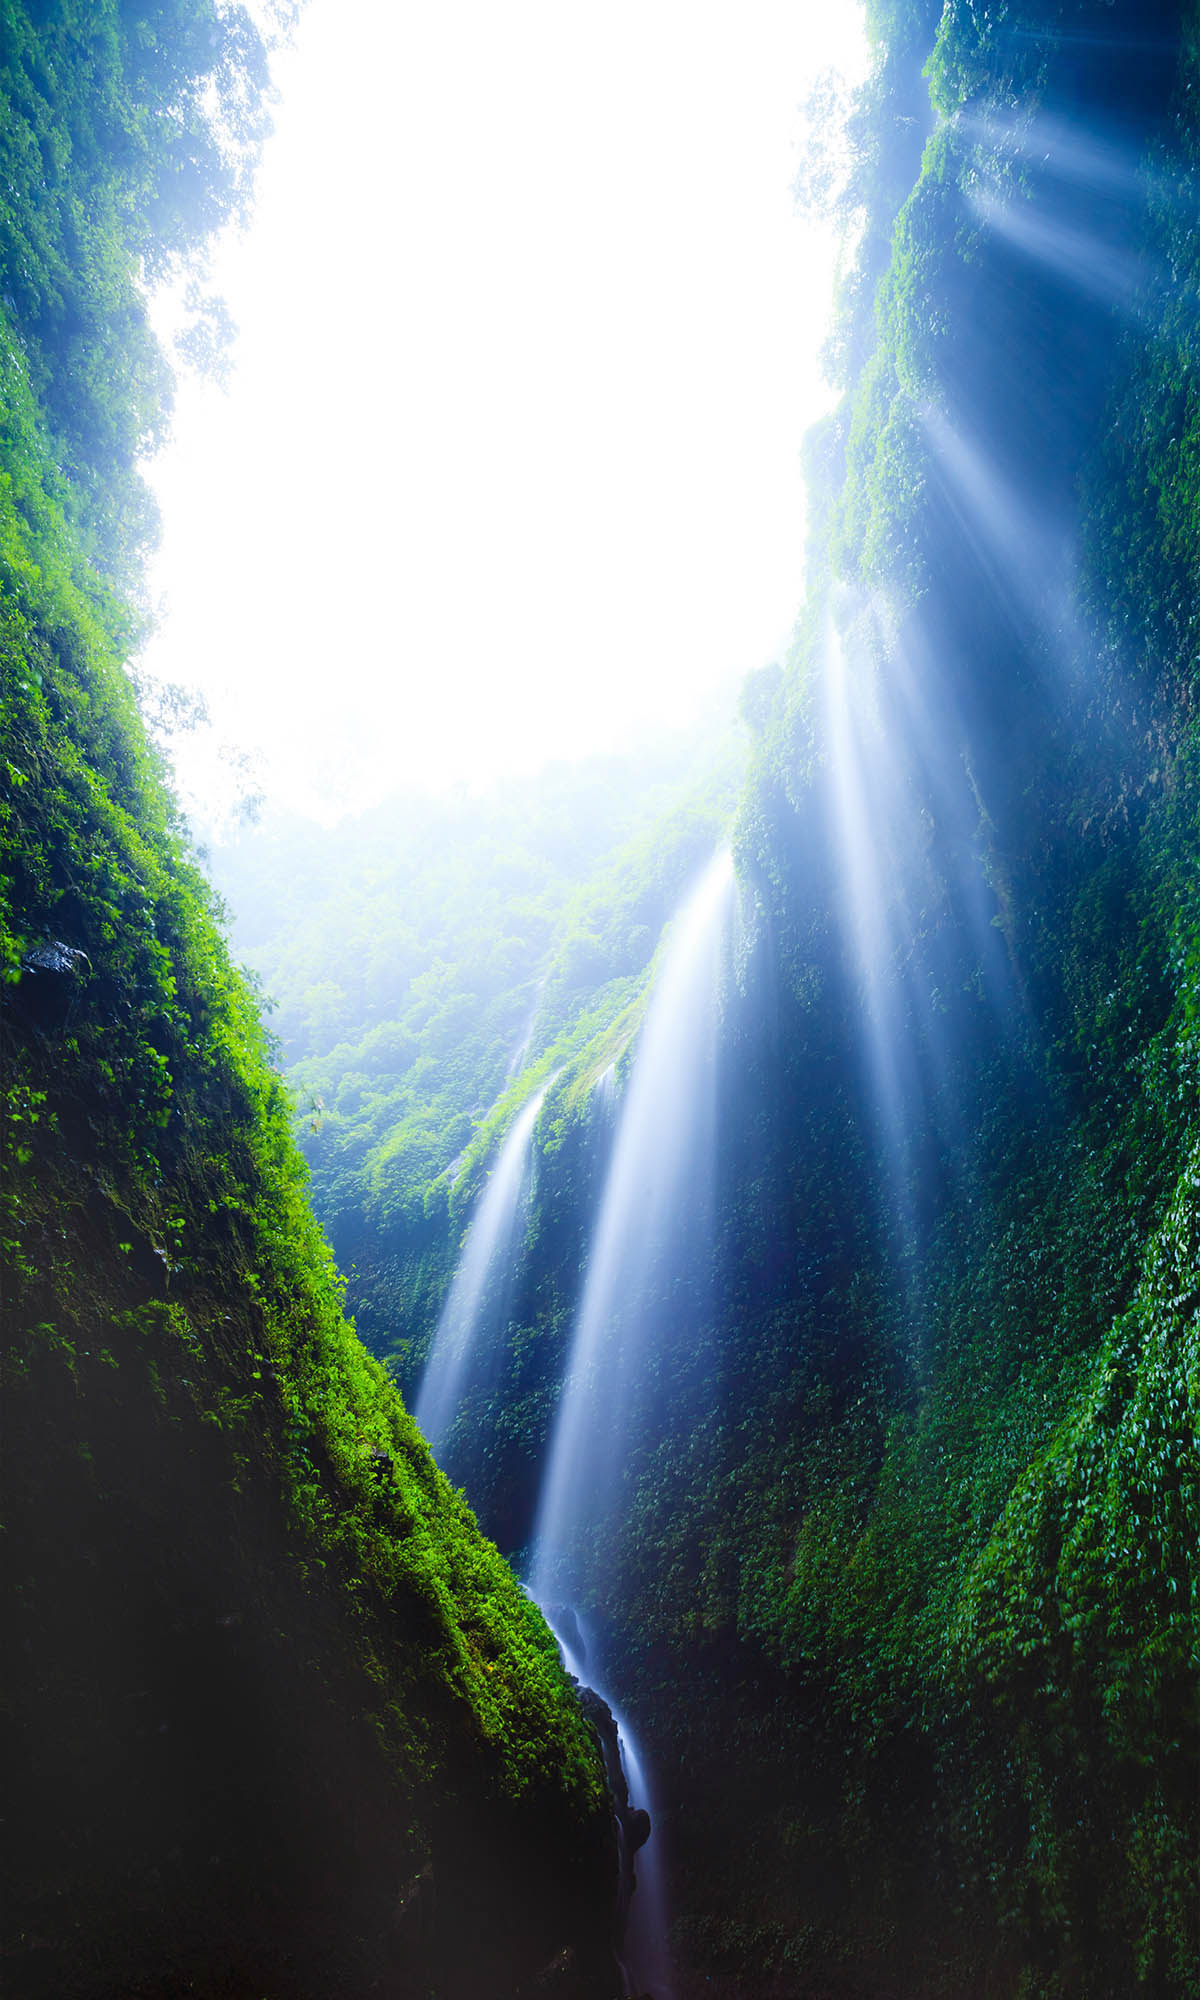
[506,974,547,1080]
[415,1079,550,1454]
[532,850,735,1589]
[549,1609,672,2000]
[530,847,737,2000]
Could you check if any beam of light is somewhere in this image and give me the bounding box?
[820,589,1032,1279]
[921,403,1074,641]
[967,184,1148,317]
[955,94,1196,336]
[878,602,1023,1021]
[822,609,919,1216]
[920,399,1147,778]
[960,109,1181,208]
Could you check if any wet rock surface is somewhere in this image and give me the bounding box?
[10,940,91,1036]
[547,1602,587,1664]
[575,1682,652,1976]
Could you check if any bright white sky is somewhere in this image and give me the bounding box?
[143,0,867,825]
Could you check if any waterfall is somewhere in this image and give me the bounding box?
[415,1080,549,1453]
[531,847,737,2000]
[549,1609,673,2000]
[531,849,734,1591]
[505,974,547,1080]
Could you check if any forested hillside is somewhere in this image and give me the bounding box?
[5,0,1198,1996]
[217,0,1200,1994]
[0,8,621,1995]
[211,748,738,1376]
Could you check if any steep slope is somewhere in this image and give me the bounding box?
[209,747,740,1375]
[606,0,1200,1989]
[92,0,1200,1993]
[0,6,620,1994]
[263,0,1196,1992]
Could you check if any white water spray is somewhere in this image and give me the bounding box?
[531,847,737,1999]
[505,975,547,1080]
[545,1608,674,2000]
[532,849,734,1590]
[415,1080,549,1451]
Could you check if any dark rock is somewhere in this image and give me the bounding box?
[576,1687,629,1814]
[393,1860,435,1956]
[574,1683,652,1963]
[532,1943,577,1988]
[24,940,91,977]
[9,940,92,1037]
[547,1601,587,1663]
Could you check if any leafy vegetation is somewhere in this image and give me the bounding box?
[610,2,1200,1990]
[230,0,1196,1992]
[1,7,621,1993]
[0,0,281,581]
[4,0,1197,1994]
[211,755,739,1374]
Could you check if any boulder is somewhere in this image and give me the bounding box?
[10,940,91,1036]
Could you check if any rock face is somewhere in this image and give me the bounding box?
[575,1683,651,1966]
[0,3,630,1993]
[547,1602,588,1664]
[12,941,91,1035]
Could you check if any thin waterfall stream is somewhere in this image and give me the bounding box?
[413,852,736,1997]
[530,849,737,1999]
[415,1078,551,1454]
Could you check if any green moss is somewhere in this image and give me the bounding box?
[1,7,619,1989]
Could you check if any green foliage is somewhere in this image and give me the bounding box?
[0,378,607,1812]
[422,3,1200,1992]
[233,5,1197,1979]
[950,1141,1200,1985]
[209,735,739,1384]
[0,10,621,1985]
[11,0,1193,1987]
[0,0,282,578]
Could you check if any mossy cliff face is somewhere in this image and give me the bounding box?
[308,1,1196,1992]
[23,0,1197,1994]
[603,1,1200,1990]
[0,6,619,1994]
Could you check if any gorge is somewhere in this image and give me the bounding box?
[4,0,1199,1996]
